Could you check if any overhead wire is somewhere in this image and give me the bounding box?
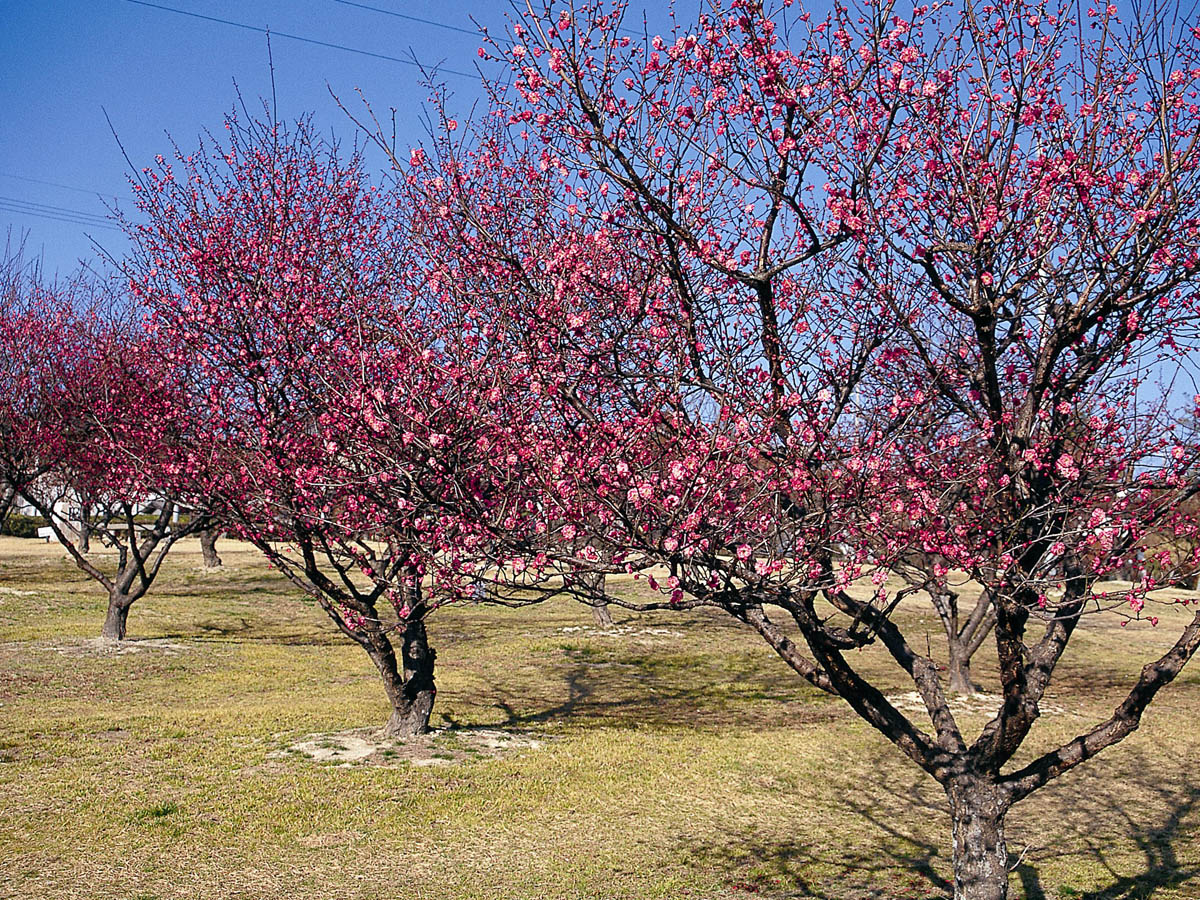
[333,0,647,40]
[0,172,118,198]
[0,195,113,227]
[2,1,491,236]
[330,0,479,36]
[0,199,123,232]
[120,0,478,78]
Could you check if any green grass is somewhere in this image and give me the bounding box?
[0,536,1198,899]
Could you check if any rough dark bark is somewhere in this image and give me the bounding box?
[738,603,836,693]
[280,540,439,738]
[947,778,1011,900]
[1002,607,1200,801]
[199,526,222,568]
[100,591,132,642]
[368,622,437,738]
[365,632,417,736]
[362,585,437,738]
[396,616,437,735]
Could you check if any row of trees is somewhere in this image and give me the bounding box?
[2,1,1200,897]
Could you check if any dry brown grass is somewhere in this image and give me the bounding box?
[0,536,1198,899]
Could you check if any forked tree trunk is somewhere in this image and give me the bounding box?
[199,527,222,568]
[101,591,133,642]
[396,617,436,735]
[363,600,436,738]
[947,778,1010,900]
[928,583,993,695]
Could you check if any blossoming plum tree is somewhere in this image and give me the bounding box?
[394,1,1200,896]
[124,113,540,735]
[0,243,38,528]
[0,271,212,640]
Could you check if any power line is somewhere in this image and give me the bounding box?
[0,201,124,233]
[335,0,646,42]
[0,172,118,198]
[0,195,113,227]
[331,0,479,37]
[121,0,478,78]
[333,0,652,42]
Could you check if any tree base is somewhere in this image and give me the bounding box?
[100,599,131,642]
[381,694,435,738]
[948,778,1011,900]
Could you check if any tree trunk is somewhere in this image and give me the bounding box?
[947,643,978,695]
[0,481,15,526]
[583,572,613,627]
[199,527,222,568]
[592,598,614,628]
[395,617,437,736]
[947,778,1010,900]
[364,608,436,739]
[101,592,132,642]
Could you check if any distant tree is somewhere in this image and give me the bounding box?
[881,423,1000,695]
[124,113,538,736]
[578,572,613,628]
[0,275,212,640]
[0,481,13,529]
[0,238,44,529]
[197,524,222,569]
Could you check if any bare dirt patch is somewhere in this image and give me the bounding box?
[41,637,190,656]
[887,690,1066,717]
[271,726,547,767]
[557,623,684,639]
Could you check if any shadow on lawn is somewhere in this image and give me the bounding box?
[155,619,348,646]
[1014,759,1200,900]
[678,770,953,900]
[677,746,1199,900]
[472,654,842,731]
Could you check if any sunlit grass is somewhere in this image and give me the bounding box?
[0,535,1197,899]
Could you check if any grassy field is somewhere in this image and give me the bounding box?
[1,535,1198,900]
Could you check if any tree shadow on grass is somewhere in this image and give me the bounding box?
[155,621,348,647]
[677,768,953,900]
[673,746,1199,900]
[465,651,843,731]
[1013,754,1200,900]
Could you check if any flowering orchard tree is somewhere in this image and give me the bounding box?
[389,1,1200,896]
[0,243,39,527]
[842,4,1200,894]
[0,252,60,527]
[0,273,211,640]
[123,114,539,736]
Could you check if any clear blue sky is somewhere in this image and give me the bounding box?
[0,1,550,275]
